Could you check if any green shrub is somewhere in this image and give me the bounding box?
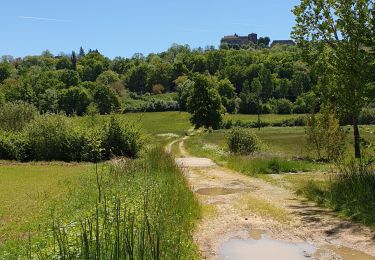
[26,114,74,161]
[271,98,293,114]
[0,115,144,162]
[358,108,375,125]
[226,128,261,155]
[0,102,38,131]
[0,132,14,160]
[305,109,346,161]
[103,116,144,158]
[0,131,31,161]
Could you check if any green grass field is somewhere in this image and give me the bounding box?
[0,112,373,255]
[225,113,303,123]
[0,163,92,254]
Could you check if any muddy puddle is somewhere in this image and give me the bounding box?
[196,187,246,196]
[219,233,316,260]
[219,229,374,260]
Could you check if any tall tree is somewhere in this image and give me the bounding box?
[187,74,224,129]
[292,0,375,158]
[258,66,273,101]
[217,78,237,113]
[79,47,86,58]
[71,51,77,70]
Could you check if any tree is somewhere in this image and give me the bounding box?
[124,63,149,93]
[147,57,173,91]
[258,37,271,47]
[217,79,237,113]
[58,69,80,87]
[258,66,273,101]
[71,51,77,70]
[92,84,120,114]
[56,56,72,70]
[0,62,13,84]
[58,87,91,116]
[79,47,86,58]
[292,0,375,158]
[39,89,59,113]
[176,78,193,111]
[251,77,263,126]
[78,52,108,82]
[96,70,120,85]
[187,74,224,129]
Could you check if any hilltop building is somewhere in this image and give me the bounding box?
[221,33,258,46]
[221,33,295,48]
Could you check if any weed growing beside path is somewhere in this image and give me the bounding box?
[298,161,375,228]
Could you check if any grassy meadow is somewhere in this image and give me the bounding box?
[0,163,92,255]
[1,111,374,256]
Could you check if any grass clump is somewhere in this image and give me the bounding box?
[298,160,375,227]
[227,156,316,176]
[227,128,262,155]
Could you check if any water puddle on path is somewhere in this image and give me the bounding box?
[219,230,316,260]
[196,187,245,196]
[219,229,375,260]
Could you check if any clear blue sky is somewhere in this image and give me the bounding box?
[1,0,300,58]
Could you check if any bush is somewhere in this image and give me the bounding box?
[271,98,293,114]
[103,116,144,158]
[358,108,375,125]
[0,132,14,160]
[226,128,261,155]
[221,116,306,129]
[272,116,306,127]
[0,102,38,131]
[142,99,179,112]
[26,114,77,161]
[0,115,144,162]
[305,109,346,161]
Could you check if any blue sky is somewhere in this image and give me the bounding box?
[1,0,300,58]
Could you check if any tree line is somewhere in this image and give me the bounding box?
[0,44,318,115]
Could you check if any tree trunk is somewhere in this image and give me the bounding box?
[353,117,361,159]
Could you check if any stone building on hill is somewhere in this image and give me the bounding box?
[221,33,258,46]
[221,33,295,48]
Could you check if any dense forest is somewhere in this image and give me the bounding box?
[0,44,321,116]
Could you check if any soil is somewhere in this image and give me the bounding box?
[172,138,375,260]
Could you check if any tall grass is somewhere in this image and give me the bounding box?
[27,147,200,259]
[227,156,317,175]
[298,160,375,227]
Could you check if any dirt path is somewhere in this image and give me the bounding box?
[173,138,375,260]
